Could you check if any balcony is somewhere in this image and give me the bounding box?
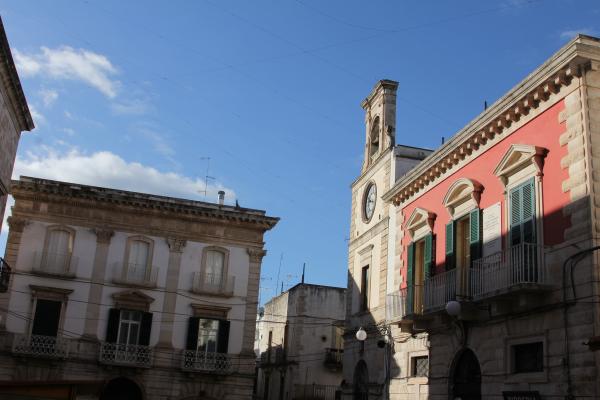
[260,346,288,366]
[471,243,549,300]
[32,251,78,278]
[113,262,158,288]
[324,348,343,370]
[0,257,10,292]
[99,342,153,368]
[424,268,457,312]
[12,334,70,359]
[191,272,235,297]
[386,288,407,322]
[294,384,340,400]
[181,351,232,374]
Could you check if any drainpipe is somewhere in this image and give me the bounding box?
[562,245,600,400]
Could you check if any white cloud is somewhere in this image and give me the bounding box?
[14,46,120,98]
[111,98,150,115]
[560,28,600,40]
[39,89,59,107]
[28,104,45,126]
[12,147,235,204]
[62,128,76,136]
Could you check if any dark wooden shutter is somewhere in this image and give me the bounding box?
[521,179,536,244]
[445,222,455,270]
[186,317,200,350]
[217,320,230,354]
[105,308,121,343]
[406,242,415,315]
[424,233,433,279]
[31,299,62,337]
[139,312,153,346]
[510,185,522,246]
[469,209,482,266]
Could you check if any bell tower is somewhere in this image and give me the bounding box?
[360,79,398,173]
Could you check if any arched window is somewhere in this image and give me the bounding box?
[369,117,380,159]
[41,225,75,275]
[198,246,231,293]
[205,250,225,281]
[123,236,154,283]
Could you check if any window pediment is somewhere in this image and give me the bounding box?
[405,207,436,240]
[494,144,548,186]
[443,178,483,218]
[112,290,154,311]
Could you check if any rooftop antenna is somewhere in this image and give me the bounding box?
[276,253,283,295]
[484,100,488,111]
[441,136,445,145]
[199,157,215,200]
[301,263,306,284]
[281,281,284,293]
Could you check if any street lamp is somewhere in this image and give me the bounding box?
[355,326,367,342]
[445,300,461,317]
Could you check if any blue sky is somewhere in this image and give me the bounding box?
[0,0,598,302]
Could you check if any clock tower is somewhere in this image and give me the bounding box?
[342,80,431,399]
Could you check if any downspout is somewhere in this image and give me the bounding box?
[562,245,600,400]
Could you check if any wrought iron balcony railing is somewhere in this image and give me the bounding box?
[181,351,232,374]
[424,268,457,312]
[324,348,343,369]
[32,251,78,277]
[99,342,153,368]
[471,242,547,300]
[12,334,70,359]
[112,262,158,288]
[294,384,340,400]
[386,288,407,322]
[191,272,235,296]
[0,257,10,292]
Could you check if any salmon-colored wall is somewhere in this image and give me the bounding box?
[400,100,570,281]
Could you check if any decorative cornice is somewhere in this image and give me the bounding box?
[0,17,34,132]
[383,35,600,206]
[247,248,267,263]
[92,228,114,244]
[7,216,29,232]
[166,237,187,253]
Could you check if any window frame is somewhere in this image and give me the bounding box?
[27,285,73,339]
[123,235,155,281]
[201,246,230,287]
[360,265,370,312]
[505,333,548,383]
[41,225,76,273]
[407,349,429,385]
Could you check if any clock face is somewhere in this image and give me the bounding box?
[364,183,377,221]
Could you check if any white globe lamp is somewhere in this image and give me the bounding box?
[355,327,367,342]
[446,300,461,317]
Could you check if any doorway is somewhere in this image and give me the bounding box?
[353,360,369,400]
[450,348,481,400]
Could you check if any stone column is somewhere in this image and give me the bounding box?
[158,237,186,347]
[83,228,114,339]
[0,216,30,329]
[242,248,266,353]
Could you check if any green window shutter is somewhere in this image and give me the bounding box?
[406,242,415,315]
[509,184,522,246]
[424,233,433,279]
[521,179,536,244]
[445,222,455,270]
[469,209,481,265]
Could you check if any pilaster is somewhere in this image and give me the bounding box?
[0,216,29,329]
[83,228,114,338]
[242,247,266,356]
[158,237,187,347]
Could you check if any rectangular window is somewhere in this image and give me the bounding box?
[456,215,471,269]
[361,265,370,311]
[509,179,536,247]
[31,299,62,337]
[411,356,429,377]
[117,310,143,345]
[512,342,543,373]
[197,318,219,354]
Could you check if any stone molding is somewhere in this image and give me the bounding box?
[6,216,29,232]
[384,37,600,205]
[112,290,154,311]
[247,248,266,263]
[11,177,279,229]
[494,144,548,185]
[92,228,114,243]
[29,284,73,302]
[166,237,186,253]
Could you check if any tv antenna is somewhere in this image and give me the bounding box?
[199,157,215,200]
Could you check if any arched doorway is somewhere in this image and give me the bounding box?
[353,360,369,400]
[450,348,481,400]
[100,377,143,400]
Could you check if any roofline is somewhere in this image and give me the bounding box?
[11,176,279,228]
[382,34,600,204]
[262,282,346,305]
[0,16,34,131]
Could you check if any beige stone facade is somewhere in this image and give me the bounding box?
[255,283,346,400]
[0,176,278,400]
[343,80,432,399]
[0,17,34,235]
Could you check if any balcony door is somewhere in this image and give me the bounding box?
[31,299,61,337]
[128,240,150,281]
[46,229,72,272]
[205,250,225,287]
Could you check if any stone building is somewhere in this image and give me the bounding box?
[342,80,432,400]
[0,17,34,290]
[382,34,600,398]
[0,176,278,400]
[255,283,346,400]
